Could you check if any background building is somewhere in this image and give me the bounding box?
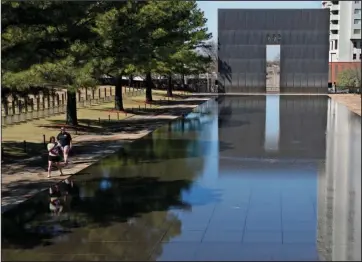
[322,0,361,83]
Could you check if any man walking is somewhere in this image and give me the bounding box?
[56,126,72,164]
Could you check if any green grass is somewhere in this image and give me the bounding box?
[1,90,189,161]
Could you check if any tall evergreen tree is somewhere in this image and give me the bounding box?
[91,1,143,111]
[2,1,101,125]
[134,0,211,102]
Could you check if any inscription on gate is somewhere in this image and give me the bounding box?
[266,33,281,44]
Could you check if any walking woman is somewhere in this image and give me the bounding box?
[47,136,64,178]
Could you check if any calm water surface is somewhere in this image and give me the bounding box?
[2,95,361,261]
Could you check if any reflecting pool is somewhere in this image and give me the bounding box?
[2,95,361,261]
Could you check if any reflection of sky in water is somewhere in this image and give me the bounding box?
[100,179,112,191]
[264,95,280,152]
[192,104,220,187]
[101,166,110,178]
[181,183,221,206]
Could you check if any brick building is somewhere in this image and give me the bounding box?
[329,62,361,84]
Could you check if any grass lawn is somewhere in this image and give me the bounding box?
[1,90,189,161]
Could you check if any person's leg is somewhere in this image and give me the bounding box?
[57,205,63,215]
[47,160,52,178]
[49,203,56,214]
[56,161,64,176]
[63,145,70,164]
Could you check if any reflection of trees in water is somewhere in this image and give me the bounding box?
[4,210,182,260]
[3,107,216,260]
[3,175,188,260]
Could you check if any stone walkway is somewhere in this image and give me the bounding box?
[328,94,361,116]
[1,98,209,213]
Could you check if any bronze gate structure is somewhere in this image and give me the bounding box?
[218,9,330,93]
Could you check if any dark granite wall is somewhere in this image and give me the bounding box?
[218,9,330,93]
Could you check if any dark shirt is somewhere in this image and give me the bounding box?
[50,190,61,198]
[60,182,71,194]
[57,132,72,147]
[60,181,79,196]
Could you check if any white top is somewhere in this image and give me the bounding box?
[47,143,59,156]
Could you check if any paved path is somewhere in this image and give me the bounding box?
[328,94,361,116]
[1,98,209,213]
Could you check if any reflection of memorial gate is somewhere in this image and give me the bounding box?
[217,96,328,159]
[218,9,330,93]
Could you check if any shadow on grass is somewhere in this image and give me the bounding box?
[2,141,47,165]
[41,118,176,135]
[38,99,208,135]
[1,99,207,163]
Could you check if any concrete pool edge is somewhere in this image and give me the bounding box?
[191,93,361,116]
[1,97,213,214]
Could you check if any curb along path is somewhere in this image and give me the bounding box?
[1,98,210,213]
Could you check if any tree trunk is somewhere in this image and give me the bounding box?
[2,98,9,116]
[66,90,78,126]
[130,75,135,92]
[129,75,133,88]
[12,100,16,115]
[37,96,40,111]
[181,73,186,86]
[18,100,22,113]
[47,94,50,109]
[114,76,124,111]
[24,97,28,112]
[167,74,173,97]
[145,72,153,103]
[30,98,34,111]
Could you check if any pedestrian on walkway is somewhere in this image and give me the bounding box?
[47,136,64,178]
[56,127,72,165]
[333,82,337,93]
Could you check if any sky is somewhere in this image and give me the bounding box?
[197,1,322,59]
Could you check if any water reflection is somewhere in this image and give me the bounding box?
[317,99,361,261]
[217,95,328,160]
[2,96,361,261]
[279,96,328,159]
[264,95,280,152]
